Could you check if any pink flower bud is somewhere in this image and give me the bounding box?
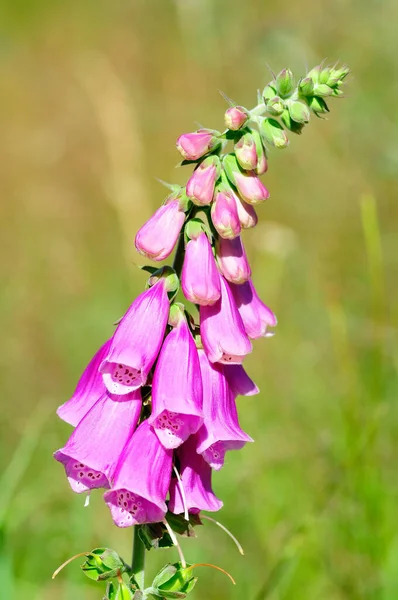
[176,129,220,161]
[135,198,186,261]
[181,231,221,305]
[235,194,258,229]
[211,190,241,239]
[229,279,277,339]
[200,275,252,364]
[223,154,269,204]
[186,155,220,206]
[224,106,249,130]
[234,132,258,171]
[216,235,251,284]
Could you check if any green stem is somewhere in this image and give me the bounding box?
[131,526,145,590]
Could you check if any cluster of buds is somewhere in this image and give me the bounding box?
[54,61,348,598]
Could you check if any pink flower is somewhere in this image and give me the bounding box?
[149,305,203,449]
[200,276,252,364]
[216,235,251,284]
[135,198,186,261]
[57,339,111,426]
[235,194,258,229]
[186,155,220,206]
[223,364,259,397]
[100,279,169,394]
[168,434,223,515]
[223,154,269,204]
[181,231,221,305]
[224,106,249,131]
[54,391,142,493]
[104,420,173,527]
[211,189,241,239]
[196,349,252,470]
[176,129,220,161]
[234,132,258,171]
[229,279,277,339]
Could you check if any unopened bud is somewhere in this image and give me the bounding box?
[275,69,295,98]
[288,101,310,124]
[319,67,332,84]
[262,83,277,103]
[298,77,314,97]
[152,562,198,599]
[176,129,220,161]
[186,155,221,206]
[224,105,249,130]
[309,96,330,116]
[259,118,289,149]
[234,132,258,170]
[250,128,268,175]
[266,96,285,116]
[281,109,305,134]
[314,83,333,97]
[306,64,322,84]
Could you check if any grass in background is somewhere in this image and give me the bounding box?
[0,1,397,599]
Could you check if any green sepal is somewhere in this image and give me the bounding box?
[259,118,289,148]
[266,96,285,116]
[165,511,201,537]
[275,69,295,98]
[262,83,277,103]
[298,77,314,97]
[306,64,321,83]
[218,128,243,141]
[81,548,128,582]
[314,83,333,97]
[105,581,117,600]
[152,562,198,599]
[147,266,179,296]
[140,265,158,275]
[281,110,305,134]
[138,522,175,551]
[309,96,330,117]
[288,101,310,124]
[115,582,134,600]
[319,67,332,84]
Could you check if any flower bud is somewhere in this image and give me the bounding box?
[288,100,311,124]
[309,96,330,116]
[262,83,277,103]
[216,235,251,284]
[223,154,269,204]
[275,68,295,98]
[152,562,198,599]
[224,105,249,130]
[266,96,285,116]
[135,193,187,261]
[176,129,220,161]
[234,132,258,170]
[314,83,333,97]
[319,67,332,84]
[186,155,220,206]
[259,118,289,149]
[251,128,268,175]
[306,64,321,83]
[181,228,221,305]
[211,188,241,239]
[281,109,305,134]
[234,194,258,229]
[298,77,314,97]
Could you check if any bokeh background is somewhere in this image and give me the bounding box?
[1,0,397,599]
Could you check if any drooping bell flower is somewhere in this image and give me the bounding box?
[181,221,221,306]
[186,155,220,206]
[216,235,251,284]
[234,194,258,229]
[57,339,111,427]
[223,154,269,204]
[200,275,252,364]
[224,105,249,131]
[54,391,142,494]
[104,420,173,527]
[222,363,259,398]
[149,304,203,449]
[100,277,170,394]
[229,279,277,339]
[176,129,220,161]
[135,189,188,261]
[168,434,223,514]
[196,349,252,470]
[211,185,241,239]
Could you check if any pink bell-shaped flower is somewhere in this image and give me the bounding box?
[176,129,220,161]
[186,155,220,206]
[229,279,277,339]
[216,235,251,284]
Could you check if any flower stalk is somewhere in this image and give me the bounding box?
[53,60,349,599]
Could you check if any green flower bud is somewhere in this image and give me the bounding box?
[333,65,350,81]
[319,67,332,84]
[151,562,198,599]
[332,87,344,97]
[262,83,277,103]
[80,548,127,582]
[314,83,333,97]
[281,110,305,135]
[298,77,314,97]
[306,64,321,83]
[266,96,285,116]
[288,101,310,124]
[275,68,295,98]
[259,118,289,149]
[309,96,330,116]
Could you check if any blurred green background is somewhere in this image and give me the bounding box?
[1,0,397,598]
